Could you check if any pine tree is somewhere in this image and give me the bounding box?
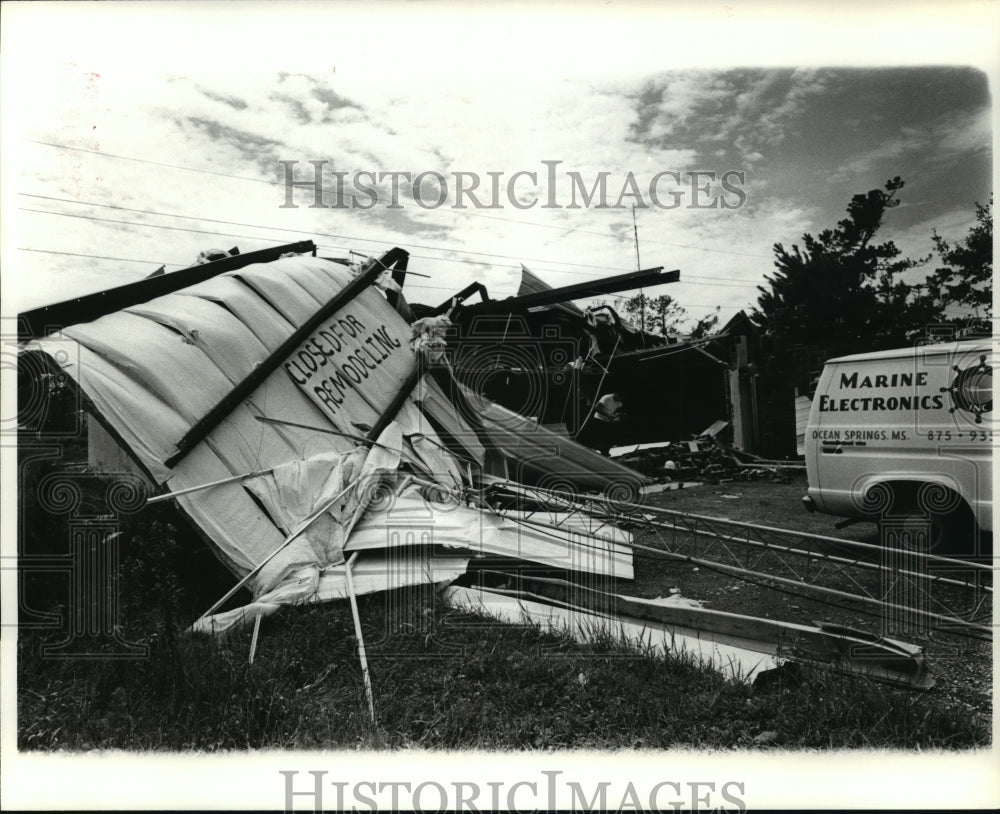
[753,177,944,384]
[925,196,993,319]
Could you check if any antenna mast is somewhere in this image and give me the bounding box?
[633,205,644,331]
[632,205,641,270]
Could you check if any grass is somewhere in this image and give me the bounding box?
[17,580,990,751]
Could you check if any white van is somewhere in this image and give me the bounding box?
[803,340,994,552]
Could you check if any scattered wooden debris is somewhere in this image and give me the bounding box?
[610,423,804,484]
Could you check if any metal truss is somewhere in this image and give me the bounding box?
[479,480,994,640]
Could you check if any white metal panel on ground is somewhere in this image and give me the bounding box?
[347,491,633,579]
[442,585,778,683]
[28,253,638,633]
[316,552,470,598]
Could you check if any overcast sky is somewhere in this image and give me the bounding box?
[2,4,995,330]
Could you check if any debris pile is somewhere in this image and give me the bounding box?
[610,423,804,484]
[17,241,930,694]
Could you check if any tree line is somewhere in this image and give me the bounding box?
[620,177,992,385]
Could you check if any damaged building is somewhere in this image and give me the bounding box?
[17,240,936,687]
[411,261,791,459]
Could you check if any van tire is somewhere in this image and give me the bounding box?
[873,482,976,556]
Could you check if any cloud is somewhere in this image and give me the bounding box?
[750,68,829,145]
[830,104,991,182]
[9,63,989,330]
[193,84,248,111]
[629,68,830,166]
[885,202,989,280]
[938,104,992,155]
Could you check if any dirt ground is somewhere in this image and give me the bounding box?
[624,472,993,728]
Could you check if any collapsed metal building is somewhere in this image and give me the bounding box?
[18,240,950,687]
[407,263,789,458]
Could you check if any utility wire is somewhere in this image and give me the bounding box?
[16,246,739,309]
[16,194,687,276]
[454,209,774,258]
[18,247,171,266]
[21,139,279,187]
[18,195,762,288]
[20,139,774,259]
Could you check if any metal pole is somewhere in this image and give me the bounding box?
[146,466,277,504]
[345,552,376,725]
[632,205,641,271]
[631,542,991,635]
[248,612,262,664]
[633,205,644,331]
[500,479,992,573]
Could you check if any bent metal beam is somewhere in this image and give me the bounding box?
[164,247,409,468]
[18,240,318,341]
[459,267,680,313]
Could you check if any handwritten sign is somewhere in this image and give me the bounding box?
[281,288,414,431]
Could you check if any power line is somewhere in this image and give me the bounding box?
[22,139,278,187]
[18,194,763,288]
[18,247,174,266]
[15,194,649,273]
[418,207,774,259]
[15,244,459,293]
[20,139,774,260]
[16,246,734,309]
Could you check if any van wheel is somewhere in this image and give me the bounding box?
[877,483,977,557]
[919,483,978,556]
